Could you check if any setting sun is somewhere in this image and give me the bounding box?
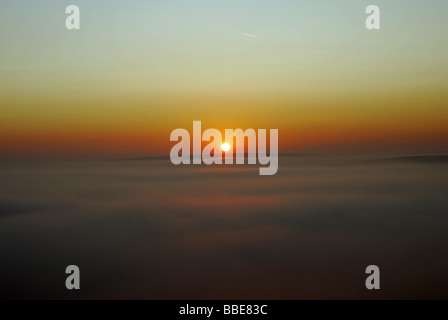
[221,143,230,152]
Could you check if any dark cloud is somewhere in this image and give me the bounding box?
[0,156,448,299]
[0,202,43,217]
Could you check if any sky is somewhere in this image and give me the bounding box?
[1,0,447,160]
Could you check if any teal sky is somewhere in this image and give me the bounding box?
[1,0,447,96]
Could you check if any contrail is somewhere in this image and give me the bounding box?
[242,33,257,38]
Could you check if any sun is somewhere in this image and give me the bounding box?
[221,143,230,152]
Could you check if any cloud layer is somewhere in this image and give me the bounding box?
[0,157,447,299]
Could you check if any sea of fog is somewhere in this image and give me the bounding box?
[0,155,447,299]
